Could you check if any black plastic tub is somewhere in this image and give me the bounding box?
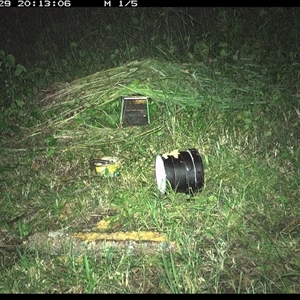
[155,148,204,195]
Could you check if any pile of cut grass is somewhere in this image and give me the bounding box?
[23,58,288,149]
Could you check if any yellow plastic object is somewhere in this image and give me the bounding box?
[90,157,120,177]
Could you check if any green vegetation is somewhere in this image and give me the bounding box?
[0,7,300,293]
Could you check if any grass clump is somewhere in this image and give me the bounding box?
[0,7,300,294]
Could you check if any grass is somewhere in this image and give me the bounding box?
[0,7,300,293]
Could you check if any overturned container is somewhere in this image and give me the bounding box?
[155,148,204,195]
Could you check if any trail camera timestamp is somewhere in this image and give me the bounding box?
[0,0,138,7]
[0,0,71,6]
[17,0,71,6]
[0,0,71,8]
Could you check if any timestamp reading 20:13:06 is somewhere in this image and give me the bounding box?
[0,0,138,6]
[0,0,71,6]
